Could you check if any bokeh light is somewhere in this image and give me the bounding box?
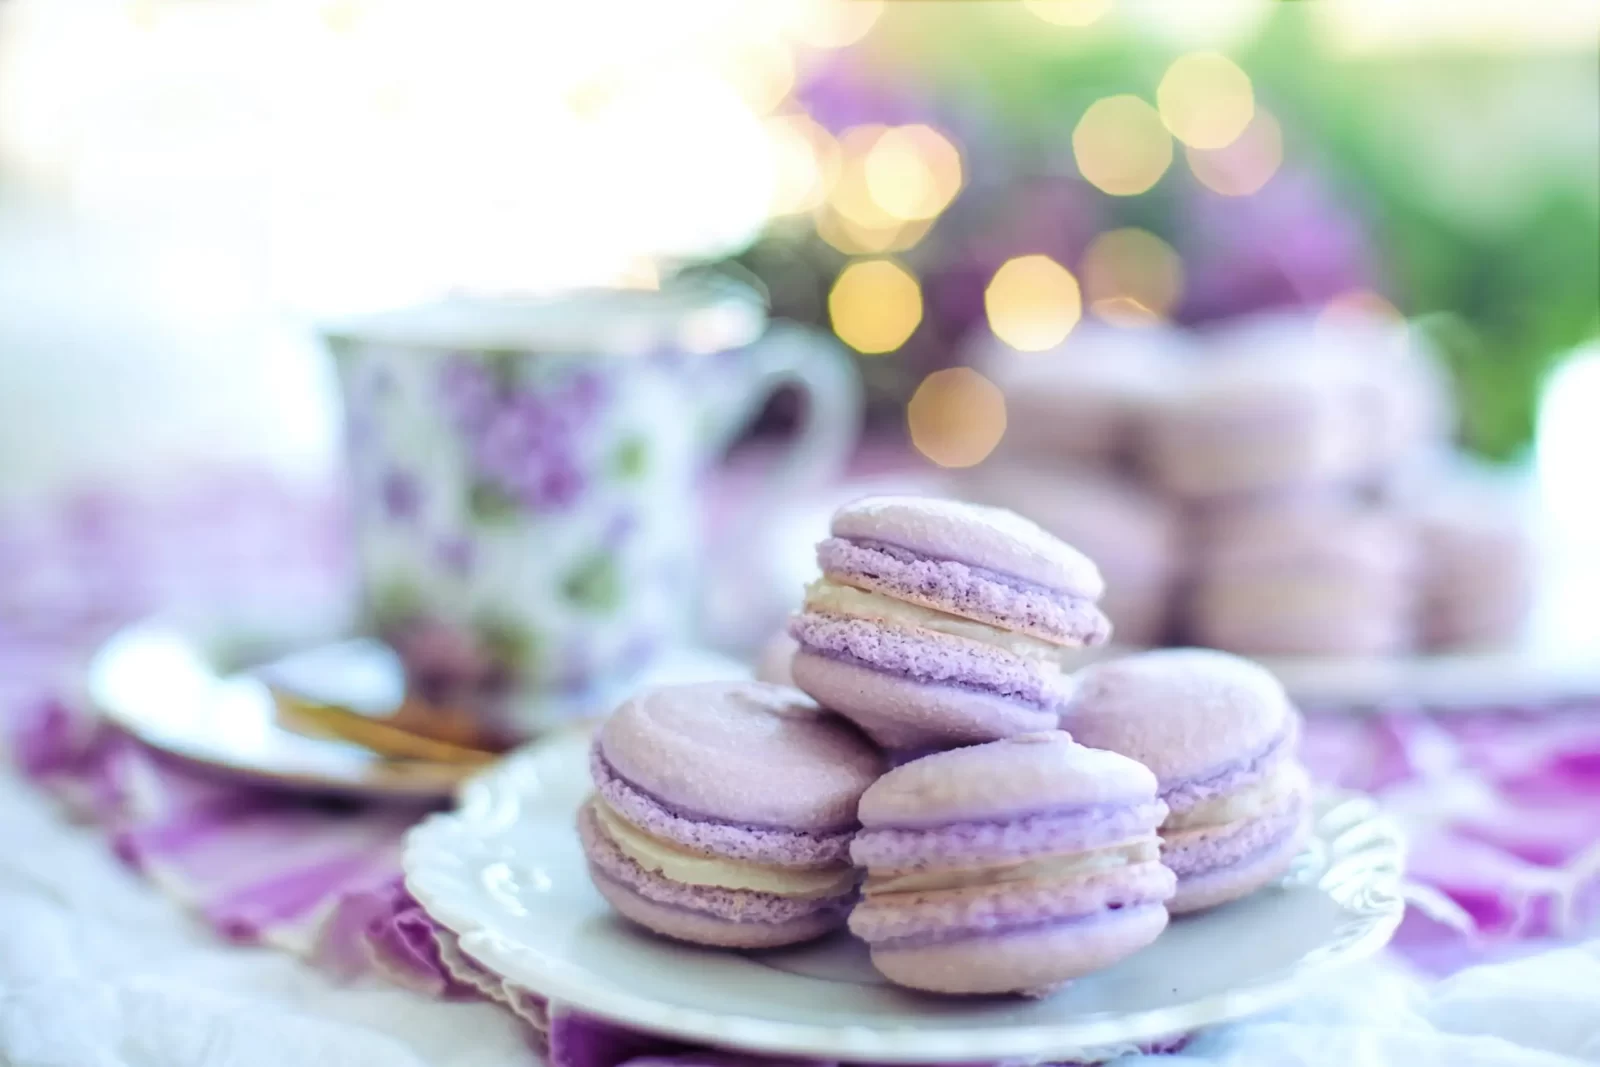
[1315,290,1410,359]
[721,41,796,115]
[789,0,883,49]
[765,113,839,215]
[1185,108,1283,195]
[1318,289,1405,329]
[1157,52,1254,150]
[829,258,923,354]
[1081,227,1184,324]
[863,124,963,221]
[815,208,931,255]
[1072,95,1173,196]
[830,125,899,228]
[1022,0,1112,28]
[1121,0,1273,49]
[908,368,1008,469]
[985,254,1083,352]
[319,0,362,34]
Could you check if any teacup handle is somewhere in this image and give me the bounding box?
[699,322,863,649]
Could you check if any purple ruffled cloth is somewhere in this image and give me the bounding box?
[4,469,1600,1065]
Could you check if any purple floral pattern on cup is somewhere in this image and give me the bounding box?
[446,362,609,518]
[326,301,858,740]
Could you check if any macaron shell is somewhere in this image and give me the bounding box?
[1062,649,1293,785]
[849,860,1175,944]
[1161,793,1308,879]
[591,747,856,868]
[578,803,851,947]
[589,870,846,949]
[598,682,884,832]
[818,538,1109,647]
[790,613,1066,710]
[790,651,1059,751]
[1159,720,1298,814]
[865,904,1169,995]
[1167,814,1311,915]
[857,732,1159,828]
[851,802,1170,872]
[831,496,1104,595]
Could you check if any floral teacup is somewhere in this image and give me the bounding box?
[324,282,860,743]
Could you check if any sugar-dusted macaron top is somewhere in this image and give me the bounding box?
[1063,649,1294,784]
[831,495,1104,597]
[598,681,885,832]
[857,730,1157,828]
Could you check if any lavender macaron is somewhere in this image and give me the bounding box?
[849,731,1173,995]
[1063,649,1311,914]
[789,496,1111,751]
[579,682,885,948]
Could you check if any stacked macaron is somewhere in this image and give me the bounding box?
[788,496,1111,751]
[974,307,1536,661]
[1186,500,1416,659]
[849,731,1174,994]
[1414,483,1536,651]
[581,497,1322,1000]
[977,320,1184,472]
[579,681,884,947]
[961,467,1180,648]
[1064,649,1311,914]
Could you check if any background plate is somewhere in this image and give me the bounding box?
[89,621,745,801]
[404,731,1406,1064]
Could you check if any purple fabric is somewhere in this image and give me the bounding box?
[4,468,1600,1062]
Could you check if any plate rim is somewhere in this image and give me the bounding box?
[404,733,1408,1063]
[87,620,470,801]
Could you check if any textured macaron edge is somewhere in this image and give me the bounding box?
[864,904,1170,995]
[850,802,1170,872]
[788,612,1069,710]
[849,861,1175,945]
[578,802,855,926]
[590,747,857,868]
[1158,717,1301,815]
[817,537,1110,647]
[788,651,1062,751]
[1166,815,1312,915]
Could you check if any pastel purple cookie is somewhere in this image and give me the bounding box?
[579,682,885,948]
[959,466,1180,648]
[1062,649,1312,914]
[1414,480,1535,652]
[1141,344,1370,500]
[1184,500,1416,658]
[977,320,1185,470]
[849,731,1173,995]
[790,496,1111,751]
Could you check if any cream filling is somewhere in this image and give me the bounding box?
[863,838,1159,896]
[803,578,1066,665]
[590,799,856,899]
[1163,762,1309,832]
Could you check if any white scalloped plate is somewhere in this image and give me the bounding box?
[404,732,1406,1063]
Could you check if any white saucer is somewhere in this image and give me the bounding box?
[87,621,745,801]
[404,732,1406,1063]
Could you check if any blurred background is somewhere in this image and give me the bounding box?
[0,0,1596,662]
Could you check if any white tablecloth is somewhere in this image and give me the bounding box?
[4,762,1597,1067]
